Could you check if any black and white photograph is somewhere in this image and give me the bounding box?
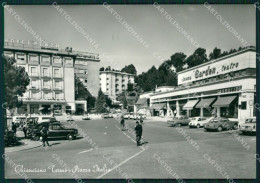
[1,1,259,181]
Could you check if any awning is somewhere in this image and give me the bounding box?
[135,98,148,105]
[212,96,237,107]
[196,98,216,108]
[150,103,166,110]
[183,100,199,110]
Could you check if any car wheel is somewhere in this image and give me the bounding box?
[233,124,238,130]
[67,134,73,140]
[217,126,223,132]
[197,124,200,128]
[204,129,208,132]
[189,125,192,128]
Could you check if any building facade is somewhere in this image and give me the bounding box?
[99,71,135,102]
[4,39,100,115]
[149,47,256,122]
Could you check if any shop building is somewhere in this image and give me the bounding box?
[4,39,100,115]
[149,47,256,122]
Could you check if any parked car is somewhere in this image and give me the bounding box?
[124,112,134,119]
[31,122,79,140]
[82,114,91,120]
[102,113,110,119]
[108,113,113,118]
[239,117,256,135]
[27,118,60,137]
[167,116,191,127]
[204,117,238,132]
[189,117,210,128]
[13,117,26,128]
[67,115,74,121]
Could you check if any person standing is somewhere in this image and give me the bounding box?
[41,125,50,147]
[22,123,27,138]
[120,114,125,131]
[135,121,143,146]
[11,122,17,134]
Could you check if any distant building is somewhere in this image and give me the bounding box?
[99,71,135,103]
[4,39,100,115]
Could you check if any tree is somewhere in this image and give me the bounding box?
[75,76,92,100]
[185,48,208,68]
[4,55,30,110]
[95,89,107,113]
[168,52,187,72]
[99,67,105,71]
[209,47,221,60]
[127,83,134,92]
[87,96,96,111]
[121,64,137,75]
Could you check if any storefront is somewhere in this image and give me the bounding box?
[149,47,256,122]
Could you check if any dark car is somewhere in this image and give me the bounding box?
[31,122,78,140]
[204,117,238,132]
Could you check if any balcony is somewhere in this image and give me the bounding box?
[41,73,51,78]
[42,85,51,90]
[53,74,62,79]
[53,86,62,90]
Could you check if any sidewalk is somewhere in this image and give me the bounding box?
[5,130,42,153]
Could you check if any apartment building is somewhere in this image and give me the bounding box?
[4,39,100,115]
[100,71,135,102]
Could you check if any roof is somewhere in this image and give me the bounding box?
[100,70,135,76]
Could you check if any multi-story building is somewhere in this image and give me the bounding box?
[99,71,135,102]
[149,47,256,122]
[4,39,100,115]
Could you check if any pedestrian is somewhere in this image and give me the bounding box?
[40,125,50,147]
[140,115,144,124]
[135,121,143,146]
[120,114,125,131]
[22,123,27,138]
[11,122,17,134]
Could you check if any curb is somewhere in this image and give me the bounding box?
[5,140,42,153]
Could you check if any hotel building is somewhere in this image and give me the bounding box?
[99,71,135,103]
[4,39,100,115]
[148,47,256,122]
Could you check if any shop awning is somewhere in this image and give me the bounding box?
[135,98,148,105]
[183,100,199,110]
[150,103,166,110]
[212,96,237,107]
[196,98,216,108]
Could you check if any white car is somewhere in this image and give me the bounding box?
[124,112,134,119]
[82,115,90,120]
[189,117,210,128]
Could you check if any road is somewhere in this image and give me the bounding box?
[5,118,256,179]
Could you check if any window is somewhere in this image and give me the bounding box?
[31,67,37,73]
[241,101,247,110]
[55,92,62,99]
[54,81,60,88]
[85,80,87,83]
[42,56,50,62]
[43,80,49,87]
[42,68,49,75]
[31,80,38,87]
[29,55,38,61]
[51,125,62,130]
[43,92,51,99]
[84,70,88,74]
[31,92,39,99]
[53,57,61,64]
[54,68,60,75]
[17,54,25,60]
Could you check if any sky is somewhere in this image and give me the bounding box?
[4,4,256,74]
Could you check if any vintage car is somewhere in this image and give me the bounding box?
[82,114,91,120]
[204,117,238,132]
[124,112,134,119]
[54,110,62,116]
[167,116,191,127]
[66,115,74,121]
[102,113,110,119]
[239,117,256,135]
[189,117,212,128]
[31,122,78,140]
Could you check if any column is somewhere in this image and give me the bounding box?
[84,102,87,113]
[27,104,30,115]
[217,107,220,117]
[176,100,180,116]
[166,101,170,117]
[200,108,203,117]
